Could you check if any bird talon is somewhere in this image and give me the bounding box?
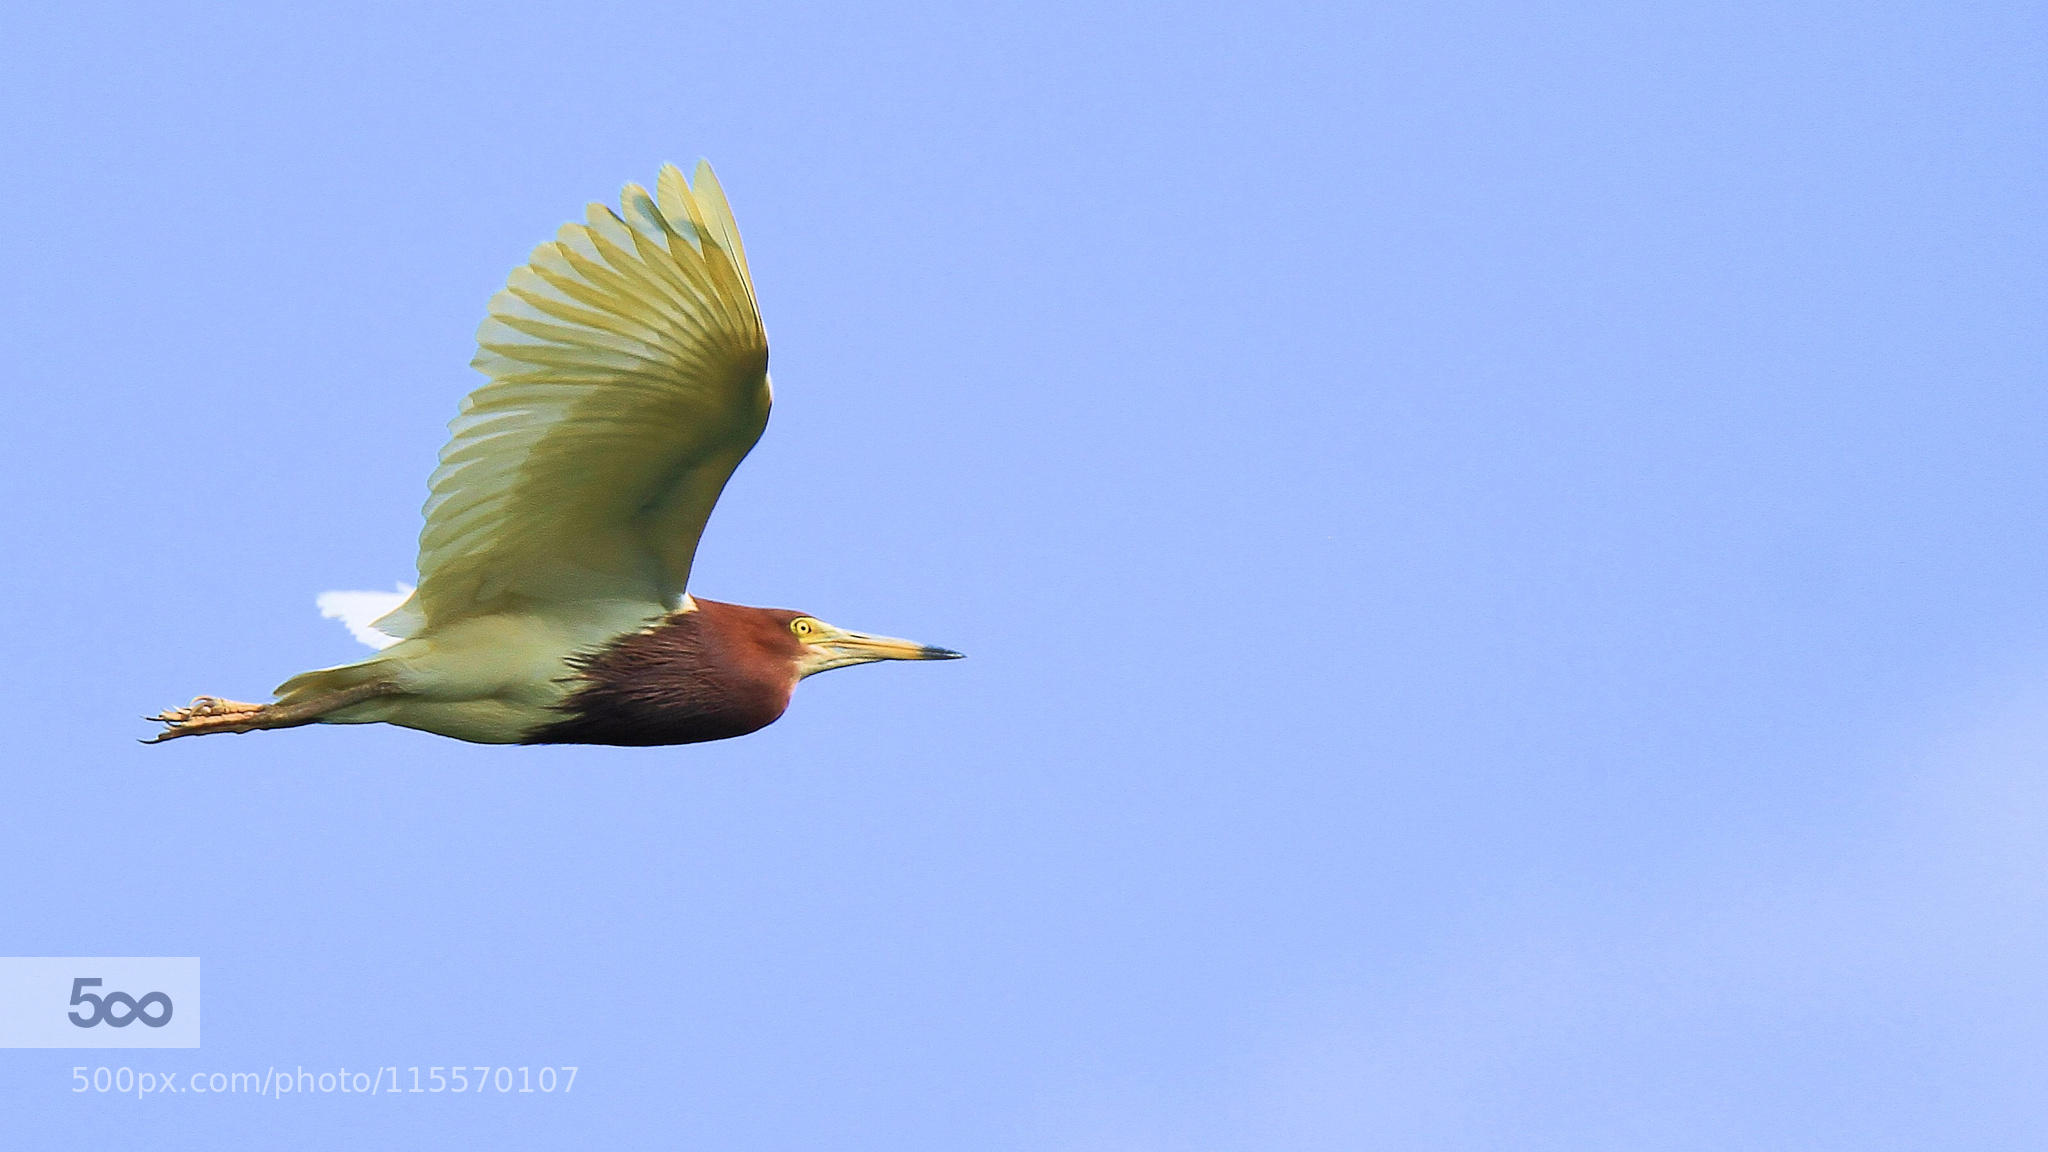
[144,696,268,742]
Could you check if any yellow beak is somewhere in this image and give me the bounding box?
[797,623,964,678]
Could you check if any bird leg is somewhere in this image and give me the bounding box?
[144,683,396,744]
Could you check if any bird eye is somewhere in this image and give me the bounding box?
[790,618,815,637]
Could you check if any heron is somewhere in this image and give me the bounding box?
[148,162,960,747]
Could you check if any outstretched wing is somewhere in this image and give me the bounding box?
[376,162,769,638]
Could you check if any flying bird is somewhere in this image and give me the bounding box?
[148,162,960,746]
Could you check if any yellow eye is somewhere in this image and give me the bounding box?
[790,617,818,638]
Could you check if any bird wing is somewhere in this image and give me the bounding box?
[374,162,769,638]
[318,585,413,649]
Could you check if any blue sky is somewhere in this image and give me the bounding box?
[3,1,2044,1147]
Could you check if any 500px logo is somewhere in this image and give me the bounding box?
[0,958,198,1048]
[68,978,173,1029]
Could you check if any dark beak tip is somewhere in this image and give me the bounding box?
[922,646,965,660]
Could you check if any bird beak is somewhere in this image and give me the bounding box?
[799,624,964,677]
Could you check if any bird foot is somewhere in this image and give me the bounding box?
[144,696,268,742]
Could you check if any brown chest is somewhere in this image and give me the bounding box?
[520,603,802,747]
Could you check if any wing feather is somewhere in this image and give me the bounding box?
[379,161,770,634]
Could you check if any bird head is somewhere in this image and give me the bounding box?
[779,612,964,678]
